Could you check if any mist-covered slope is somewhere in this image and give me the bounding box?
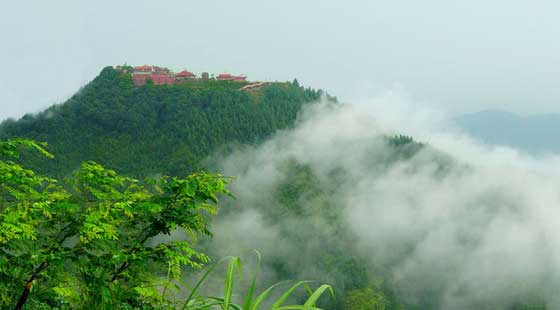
[0,67,325,177]
[206,104,554,309]
[455,109,560,154]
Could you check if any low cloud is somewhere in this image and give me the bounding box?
[208,94,560,308]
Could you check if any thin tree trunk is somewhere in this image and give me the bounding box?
[14,262,47,310]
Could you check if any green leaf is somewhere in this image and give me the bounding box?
[250,281,288,310]
[224,257,241,310]
[303,284,334,307]
[242,250,261,310]
[270,281,312,310]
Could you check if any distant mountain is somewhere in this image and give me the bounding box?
[454,109,560,154]
[0,66,327,177]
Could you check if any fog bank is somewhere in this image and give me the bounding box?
[210,96,560,308]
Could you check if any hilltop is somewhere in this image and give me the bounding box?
[118,64,249,86]
[0,66,329,177]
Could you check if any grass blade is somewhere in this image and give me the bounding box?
[206,296,242,310]
[224,257,242,309]
[251,281,288,310]
[242,250,261,310]
[303,284,334,307]
[182,256,234,310]
[270,281,311,310]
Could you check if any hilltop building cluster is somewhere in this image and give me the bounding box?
[120,65,248,86]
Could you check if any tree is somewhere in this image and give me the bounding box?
[0,139,230,309]
[342,287,389,310]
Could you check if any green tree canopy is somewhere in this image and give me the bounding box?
[0,139,230,309]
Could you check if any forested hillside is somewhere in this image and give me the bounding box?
[1,67,546,309]
[0,67,325,177]
[0,66,428,309]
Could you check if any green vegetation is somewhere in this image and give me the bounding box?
[342,286,388,310]
[0,139,332,309]
[1,67,547,309]
[220,155,416,310]
[0,139,228,308]
[0,70,412,309]
[182,253,334,310]
[0,67,326,178]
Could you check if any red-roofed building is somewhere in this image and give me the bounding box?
[132,65,177,85]
[130,65,248,86]
[176,70,196,81]
[133,65,153,74]
[150,74,176,85]
[133,74,150,86]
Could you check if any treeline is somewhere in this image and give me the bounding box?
[0,67,326,178]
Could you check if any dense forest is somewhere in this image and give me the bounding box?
[0,67,326,178]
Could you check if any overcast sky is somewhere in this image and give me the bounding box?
[1,0,560,121]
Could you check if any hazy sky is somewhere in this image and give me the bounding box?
[2,0,560,121]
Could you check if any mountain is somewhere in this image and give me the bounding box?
[0,66,430,309]
[0,66,424,309]
[454,109,560,154]
[0,67,326,177]
[2,68,547,309]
